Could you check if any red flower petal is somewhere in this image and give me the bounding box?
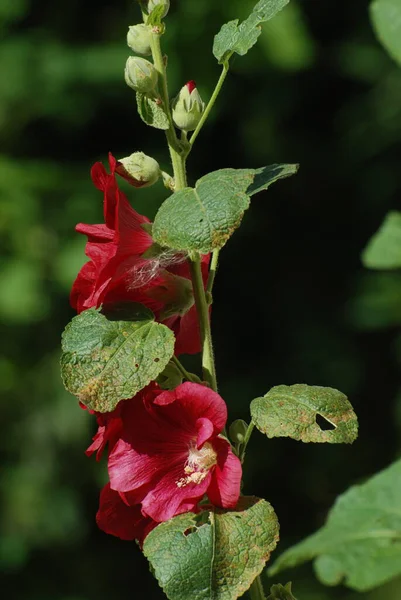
[207,437,242,509]
[96,483,156,544]
[155,382,227,435]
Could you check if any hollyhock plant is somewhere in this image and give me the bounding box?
[60,1,361,598]
[89,382,242,523]
[70,152,209,354]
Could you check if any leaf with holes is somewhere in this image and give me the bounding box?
[362,211,401,270]
[213,0,290,63]
[250,384,358,444]
[60,305,174,412]
[370,0,401,66]
[269,458,401,591]
[136,92,170,130]
[143,497,280,600]
[152,164,298,254]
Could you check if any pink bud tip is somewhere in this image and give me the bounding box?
[186,80,196,93]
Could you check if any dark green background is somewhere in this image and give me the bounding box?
[1,0,401,598]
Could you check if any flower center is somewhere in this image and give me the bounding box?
[176,442,217,488]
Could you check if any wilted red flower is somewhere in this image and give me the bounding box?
[96,483,157,545]
[70,153,209,354]
[106,382,242,523]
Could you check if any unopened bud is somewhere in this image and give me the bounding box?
[127,24,152,56]
[116,152,161,188]
[229,420,249,445]
[172,80,205,132]
[147,0,170,18]
[125,57,158,93]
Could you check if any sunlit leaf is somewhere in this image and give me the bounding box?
[144,497,279,600]
[251,384,358,443]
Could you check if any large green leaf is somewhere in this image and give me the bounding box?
[143,497,279,600]
[370,0,401,66]
[61,305,174,412]
[213,0,290,63]
[250,384,358,444]
[269,458,401,592]
[362,211,401,270]
[152,164,298,254]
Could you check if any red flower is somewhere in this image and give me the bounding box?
[106,382,242,522]
[71,153,209,355]
[96,483,157,545]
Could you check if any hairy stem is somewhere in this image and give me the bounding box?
[239,422,255,463]
[172,356,202,384]
[249,576,266,600]
[188,63,229,150]
[151,24,217,394]
[206,249,220,297]
[189,255,218,391]
[149,29,187,190]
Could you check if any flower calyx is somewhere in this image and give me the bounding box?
[172,80,205,132]
[116,152,161,188]
[147,0,170,19]
[125,57,158,93]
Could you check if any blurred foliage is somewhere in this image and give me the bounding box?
[0,0,400,599]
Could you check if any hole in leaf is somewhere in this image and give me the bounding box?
[154,357,160,363]
[135,363,139,368]
[315,414,336,431]
[184,527,197,537]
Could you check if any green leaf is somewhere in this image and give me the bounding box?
[362,211,401,270]
[136,92,170,130]
[146,4,166,27]
[267,582,298,600]
[143,497,279,600]
[152,164,298,254]
[60,305,174,412]
[269,458,401,592]
[250,384,358,444]
[370,0,401,66]
[213,0,290,64]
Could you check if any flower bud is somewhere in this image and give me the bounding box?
[172,80,205,132]
[127,24,152,56]
[125,57,158,93]
[229,419,249,445]
[147,0,170,18]
[116,152,161,188]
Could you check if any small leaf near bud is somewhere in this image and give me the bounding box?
[127,24,152,56]
[125,57,158,93]
[116,152,161,188]
[147,0,170,19]
[229,419,249,445]
[172,81,205,132]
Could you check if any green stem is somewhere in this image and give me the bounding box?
[149,24,217,394]
[189,255,218,391]
[149,30,187,190]
[188,63,229,151]
[172,356,202,384]
[239,422,255,463]
[206,249,220,297]
[249,576,266,600]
